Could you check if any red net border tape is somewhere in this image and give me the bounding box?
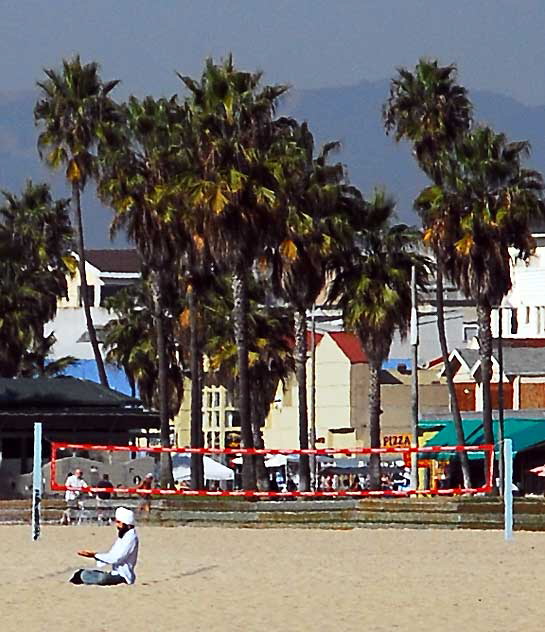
[50,442,494,497]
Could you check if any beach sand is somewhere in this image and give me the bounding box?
[0,524,544,631]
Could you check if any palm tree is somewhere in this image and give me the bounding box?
[35,56,120,388]
[384,58,472,183]
[418,127,545,447]
[206,280,295,491]
[384,58,473,486]
[98,95,187,487]
[329,191,430,489]
[180,56,293,490]
[0,181,76,377]
[103,283,184,416]
[275,122,359,490]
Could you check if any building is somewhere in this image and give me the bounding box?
[46,249,140,360]
[174,331,449,451]
[0,377,159,496]
[446,341,545,412]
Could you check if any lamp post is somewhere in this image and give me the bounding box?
[309,305,317,489]
[497,296,512,495]
[410,266,419,490]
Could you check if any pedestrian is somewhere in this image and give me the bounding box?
[137,472,154,513]
[61,468,88,525]
[69,507,139,586]
[96,473,115,523]
[96,473,114,500]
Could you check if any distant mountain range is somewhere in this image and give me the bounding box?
[2,80,545,247]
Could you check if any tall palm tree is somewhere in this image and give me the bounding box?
[180,56,293,489]
[98,95,187,487]
[418,127,545,447]
[275,122,360,490]
[384,58,473,486]
[35,56,120,387]
[329,191,430,489]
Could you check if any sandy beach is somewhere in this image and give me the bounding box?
[0,524,544,631]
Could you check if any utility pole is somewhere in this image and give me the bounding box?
[410,266,419,490]
[498,305,505,495]
[309,305,317,489]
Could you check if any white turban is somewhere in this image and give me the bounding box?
[115,506,135,526]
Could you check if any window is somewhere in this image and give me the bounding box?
[510,309,518,335]
[225,390,236,408]
[463,325,478,343]
[77,285,95,307]
[212,411,220,427]
[100,284,128,306]
[226,411,240,427]
[526,306,531,325]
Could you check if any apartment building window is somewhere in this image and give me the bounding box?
[100,284,130,306]
[77,285,95,307]
[205,431,221,449]
[510,309,518,334]
[224,410,240,428]
[526,306,531,325]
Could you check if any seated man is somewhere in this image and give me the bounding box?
[69,507,139,586]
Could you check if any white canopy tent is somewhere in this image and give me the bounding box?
[231,454,288,468]
[172,454,234,481]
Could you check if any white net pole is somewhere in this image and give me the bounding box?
[32,422,42,541]
[503,438,513,541]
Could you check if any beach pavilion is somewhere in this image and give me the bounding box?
[0,377,159,492]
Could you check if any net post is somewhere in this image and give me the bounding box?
[32,422,43,541]
[503,438,513,541]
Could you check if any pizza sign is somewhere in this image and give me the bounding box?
[382,434,412,448]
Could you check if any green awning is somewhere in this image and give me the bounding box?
[423,418,545,459]
[424,420,482,447]
[470,420,545,455]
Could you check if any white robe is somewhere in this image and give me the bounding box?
[94,528,139,584]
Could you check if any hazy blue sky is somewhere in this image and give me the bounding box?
[2,0,545,104]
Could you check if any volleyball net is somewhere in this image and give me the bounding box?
[49,441,494,498]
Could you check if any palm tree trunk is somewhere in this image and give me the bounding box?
[368,357,382,491]
[232,264,256,490]
[72,183,109,388]
[477,299,495,489]
[152,271,174,488]
[127,372,136,399]
[294,310,311,492]
[436,264,472,487]
[251,387,270,492]
[477,299,494,447]
[188,284,204,490]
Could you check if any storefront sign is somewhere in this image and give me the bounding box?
[382,434,412,448]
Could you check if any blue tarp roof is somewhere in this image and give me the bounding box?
[60,360,134,396]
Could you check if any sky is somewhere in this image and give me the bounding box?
[2,0,545,105]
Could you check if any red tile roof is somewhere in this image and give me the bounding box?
[86,249,140,273]
[306,331,324,348]
[329,332,368,364]
[501,338,545,348]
